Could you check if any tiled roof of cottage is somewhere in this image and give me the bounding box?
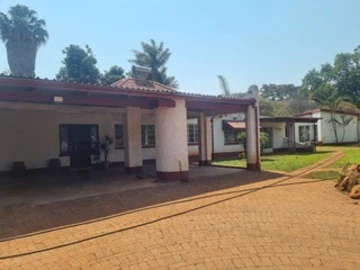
[112,78,177,93]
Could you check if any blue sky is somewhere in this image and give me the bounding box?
[0,0,359,95]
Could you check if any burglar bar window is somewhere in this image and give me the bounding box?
[187,124,199,144]
[299,125,310,142]
[224,130,239,144]
[142,125,155,147]
[114,125,124,148]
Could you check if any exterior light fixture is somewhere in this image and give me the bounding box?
[54,96,63,104]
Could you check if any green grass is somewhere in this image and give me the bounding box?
[212,150,332,172]
[304,170,340,180]
[321,146,360,168]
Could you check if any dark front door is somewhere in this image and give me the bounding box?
[68,125,94,169]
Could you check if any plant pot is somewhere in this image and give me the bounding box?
[103,161,110,170]
[11,161,27,178]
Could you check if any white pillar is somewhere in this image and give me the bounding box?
[205,116,213,163]
[245,85,261,171]
[124,107,143,173]
[198,112,207,165]
[155,98,189,181]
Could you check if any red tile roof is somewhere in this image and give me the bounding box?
[112,78,177,93]
[225,121,246,130]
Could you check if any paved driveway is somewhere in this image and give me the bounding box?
[1,154,359,269]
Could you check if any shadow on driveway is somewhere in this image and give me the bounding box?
[0,166,283,240]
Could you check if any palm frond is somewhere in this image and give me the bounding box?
[217,75,231,96]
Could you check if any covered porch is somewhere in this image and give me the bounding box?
[260,116,320,153]
[0,75,261,182]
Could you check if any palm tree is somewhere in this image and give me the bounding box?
[217,75,231,96]
[129,39,178,88]
[312,84,350,143]
[0,5,48,77]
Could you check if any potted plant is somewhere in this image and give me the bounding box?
[100,135,113,170]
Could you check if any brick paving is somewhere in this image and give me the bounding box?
[1,152,359,269]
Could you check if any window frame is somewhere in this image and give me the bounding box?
[114,124,124,149]
[298,125,311,143]
[187,124,199,145]
[59,124,99,156]
[224,130,239,145]
[142,124,155,148]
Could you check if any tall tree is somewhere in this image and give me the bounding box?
[0,4,48,77]
[100,65,125,85]
[129,39,178,88]
[260,84,299,101]
[302,45,360,107]
[56,45,100,84]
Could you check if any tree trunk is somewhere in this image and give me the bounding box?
[6,40,37,78]
[330,111,339,143]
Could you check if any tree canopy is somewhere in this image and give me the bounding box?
[260,84,300,101]
[100,65,125,85]
[0,4,48,77]
[129,39,178,88]
[56,44,100,84]
[302,45,360,107]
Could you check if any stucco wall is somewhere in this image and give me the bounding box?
[0,102,202,172]
[0,103,126,171]
[213,113,245,154]
[316,111,358,143]
[260,122,286,149]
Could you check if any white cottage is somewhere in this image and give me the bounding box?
[296,108,360,144]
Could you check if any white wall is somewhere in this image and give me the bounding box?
[213,113,245,154]
[186,113,246,156]
[0,103,166,172]
[260,122,286,149]
[318,111,358,143]
[0,103,126,171]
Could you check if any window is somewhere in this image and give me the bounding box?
[224,130,239,144]
[187,124,199,144]
[142,125,155,147]
[60,125,69,155]
[59,125,99,156]
[114,125,124,148]
[261,127,273,148]
[299,125,310,142]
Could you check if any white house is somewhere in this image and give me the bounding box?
[0,69,262,180]
[296,108,360,144]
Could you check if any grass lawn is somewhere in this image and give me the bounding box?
[321,146,360,168]
[212,150,332,172]
[304,170,340,180]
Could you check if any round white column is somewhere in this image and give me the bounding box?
[155,98,189,181]
[246,85,261,171]
[124,106,143,172]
